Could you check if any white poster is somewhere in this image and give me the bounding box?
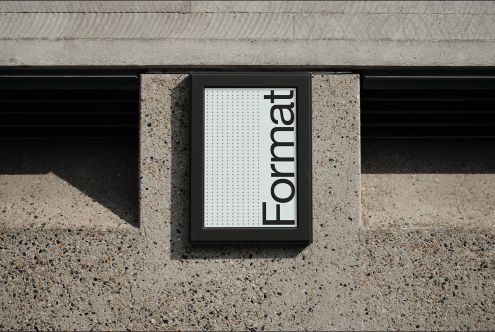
[204,88,297,228]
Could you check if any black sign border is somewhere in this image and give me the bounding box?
[190,73,312,244]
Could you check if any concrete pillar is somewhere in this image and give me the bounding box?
[139,73,361,329]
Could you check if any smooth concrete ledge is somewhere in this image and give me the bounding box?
[1,1,494,14]
[1,13,494,41]
[2,39,495,67]
[191,1,495,14]
[0,1,191,13]
[0,13,294,40]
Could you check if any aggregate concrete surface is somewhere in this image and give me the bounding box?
[360,139,495,330]
[360,228,495,330]
[362,139,495,230]
[0,140,139,230]
[1,74,363,330]
[1,74,495,331]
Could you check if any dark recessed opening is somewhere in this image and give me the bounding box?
[361,71,495,139]
[0,71,140,228]
[0,71,139,139]
[361,71,495,230]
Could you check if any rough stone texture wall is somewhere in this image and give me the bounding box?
[360,229,495,330]
[362,140,495,230]
[360,139,495,330]
[1,73,495,331]
[0,140,139,230]
[0,1,494,67]
[0,74,362,330]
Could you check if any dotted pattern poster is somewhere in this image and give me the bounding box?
[204,88,297,228]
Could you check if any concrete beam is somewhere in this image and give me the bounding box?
[191,1,495,14]
[0,1,191,13]
[2,1,495,14]
[0,13,293,40]
[294,14,495,41]
[1,10,494,67]
[2,13,493,42]
[1,39,494,67]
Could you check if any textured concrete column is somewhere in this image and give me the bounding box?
[139,73,361,330]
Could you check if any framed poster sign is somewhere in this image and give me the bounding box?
[190,73,312,243]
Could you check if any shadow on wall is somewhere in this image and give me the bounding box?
[362,139,495,174]
[168,77,306,260]
[0,139,139,227]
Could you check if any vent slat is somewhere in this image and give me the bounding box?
[0,100,137,103]
[362,114,495,125]
[362,89,495,99]
[0,74,139,139]
[0,114,138,126]
[0,103,137,113]
[362,101,495,113]
[0,127,138,139]
[0,90,138,100]
[362,73,495,139]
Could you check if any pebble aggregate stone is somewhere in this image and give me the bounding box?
[362,139,495,230]
[360,228,495,331]
[1,74,494,330]
[360,139,495,330]
[0,74,361,330]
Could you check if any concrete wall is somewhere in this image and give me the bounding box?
[1,73,495,330]
[1,74,364,330]
[0,1,494,67]
[1,1,495,330]
[362,140,495,230]
[360,139,495,330]
[0,140,139,230]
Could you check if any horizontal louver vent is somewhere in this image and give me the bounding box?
[362,72,495,139]
[0,73,139,139]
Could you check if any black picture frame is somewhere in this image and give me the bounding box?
[190,73,312,244]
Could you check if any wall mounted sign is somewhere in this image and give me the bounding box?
[190,73,312,243]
